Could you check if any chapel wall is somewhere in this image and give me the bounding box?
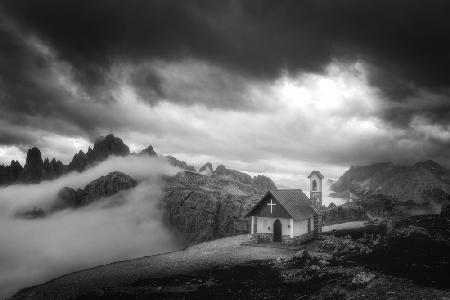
[255,217,290,234]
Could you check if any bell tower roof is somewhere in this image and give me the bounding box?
[307,170,324,179]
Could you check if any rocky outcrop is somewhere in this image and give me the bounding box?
[16,172,137,218]
[140,145,157,157]
[21,147,44,183]
[214,165,252,184]
[89,134,130,162]
[80,171,137,206]
[54,187,84,210]
[199,162,213,175]
[161,167,278,245]
[162,171,260,245]
[166,156,196,172]
[252,175,277,194]
[331,160,450,206]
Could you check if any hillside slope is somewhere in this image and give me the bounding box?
[162,169,275,245]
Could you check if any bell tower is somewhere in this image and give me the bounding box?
[307,170,324,212]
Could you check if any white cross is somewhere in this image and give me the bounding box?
[267,199,276,214]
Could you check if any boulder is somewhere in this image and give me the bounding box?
[352,272,376,286]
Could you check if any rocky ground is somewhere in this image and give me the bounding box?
[11,216,450,299]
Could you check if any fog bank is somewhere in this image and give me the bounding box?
[0,156,182,298]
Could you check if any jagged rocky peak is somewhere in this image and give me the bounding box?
[140,145,157,157]
[43,157,65,179]
[21,147,44,183]
[68,134,131,172]
[199,162,213,175]
[69,150,89,172]
[166,156,196,172]
[90,134,130,162]
[214,165,252,184]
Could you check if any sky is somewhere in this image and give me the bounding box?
[1,0,450,188]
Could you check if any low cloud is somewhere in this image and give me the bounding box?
[0,156,182,298]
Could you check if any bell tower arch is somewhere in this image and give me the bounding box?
[307,171,323,212]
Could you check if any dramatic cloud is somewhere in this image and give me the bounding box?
[0,156,181,298]
[0,0,450,182]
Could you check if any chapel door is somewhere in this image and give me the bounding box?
[273,219,282,242]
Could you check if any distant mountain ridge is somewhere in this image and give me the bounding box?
[3,134,278,245]
[331,160,450,205]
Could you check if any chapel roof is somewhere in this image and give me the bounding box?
[245,189,318,221]
[307,170,324,179]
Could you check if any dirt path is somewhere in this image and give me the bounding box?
[12,235,295,300]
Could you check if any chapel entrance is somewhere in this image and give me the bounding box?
[273,219,282,242]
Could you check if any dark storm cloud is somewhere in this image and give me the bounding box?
[0,17,102,144]
[1,0,450,169]
[2,0,450,108]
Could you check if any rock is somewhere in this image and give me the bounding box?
[69,134,130,172]
[214,165,252,184]
[252,175,277,194]
[163,171,260,245]
[166,156,196,172]
[199,162,213,175]
[352,272,376,286]
[21,147,44,183]
[89,134,130,162]
[140,145,157,157]
[291,250,312,266]
[55,187,82,210]
[53,171,137,210]
[293,250,311,260]
[81,171,137,205]
[69,150,89,172]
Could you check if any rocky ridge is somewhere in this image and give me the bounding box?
[331,160,450,207]
[57,171,138,209]
[15,171,137,218]
[0,134,131,185]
